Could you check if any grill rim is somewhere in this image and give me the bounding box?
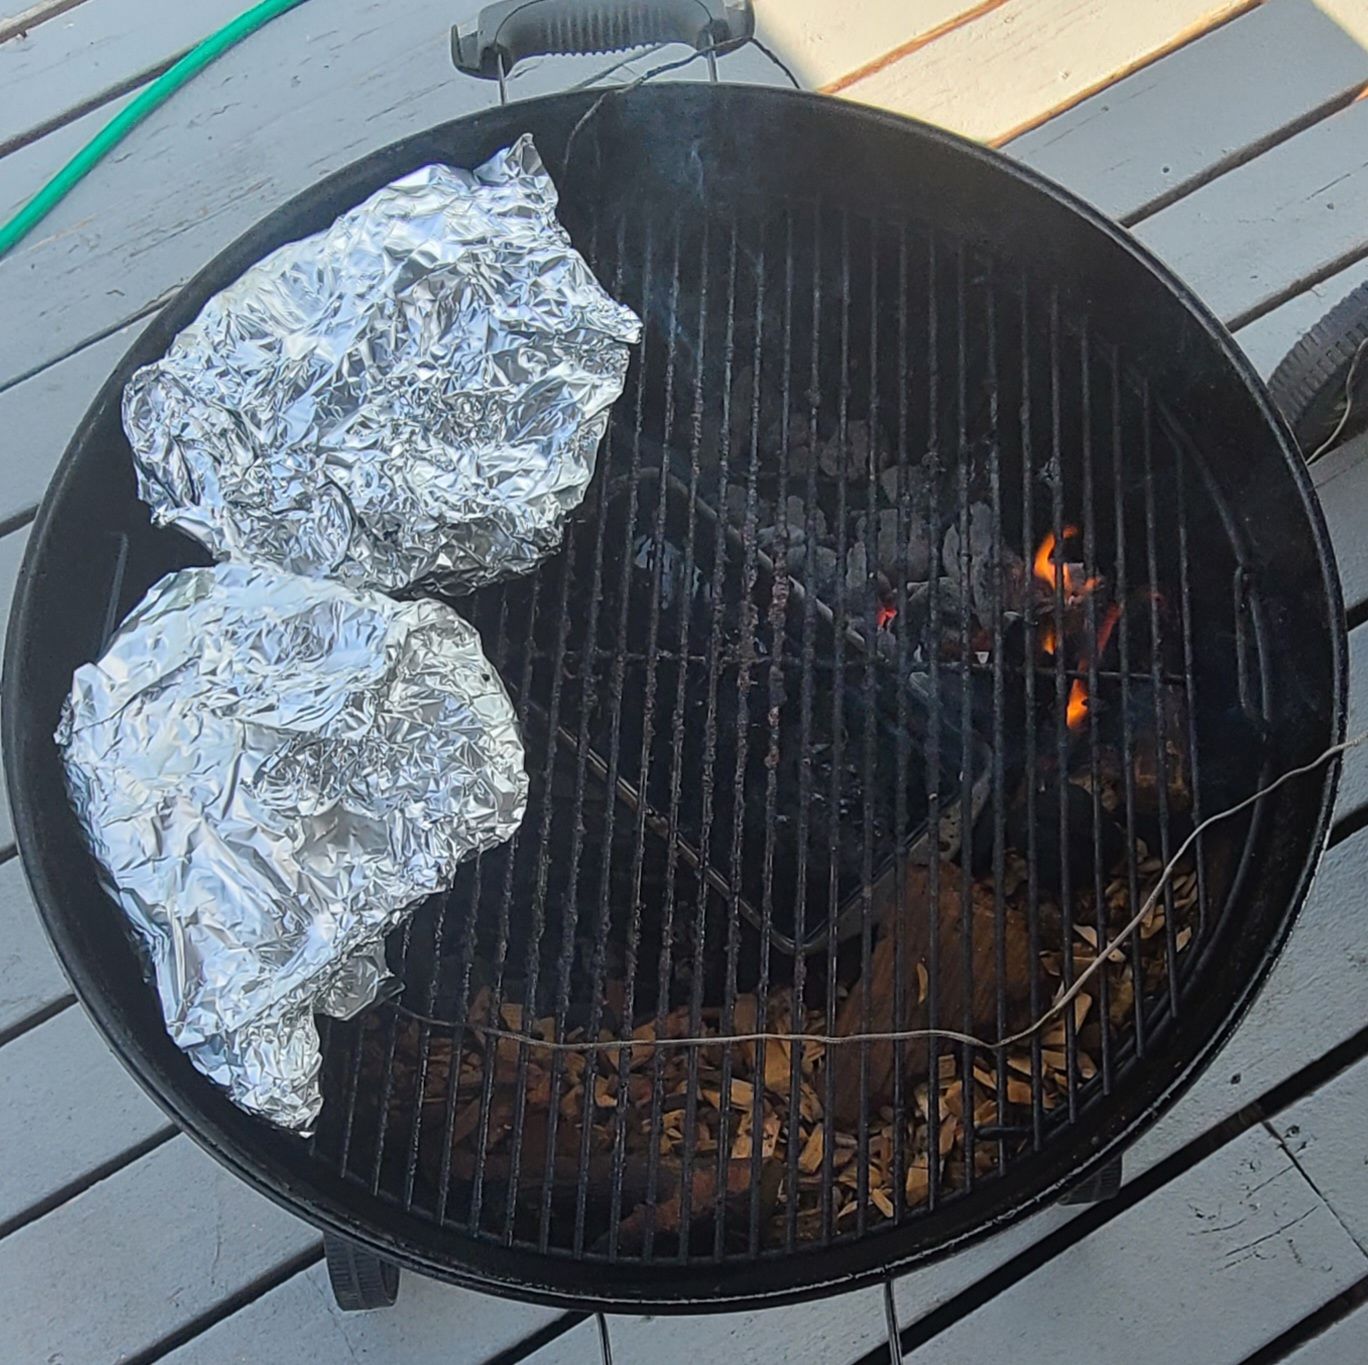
[2,84,1346,1312]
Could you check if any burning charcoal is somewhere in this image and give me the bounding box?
[845,542,870,598]
[788,495,826,539]
[790,544,839,593]
[729,365,755,447]
[829,859,1032,1124]
[785,421,813,477]
[878,465,901,506]
[758,522,800,553]
[817,419,888,480]
[874,509,932,583]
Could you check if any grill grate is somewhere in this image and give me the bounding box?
[309,190,1267,1267]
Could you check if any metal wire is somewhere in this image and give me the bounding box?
[397,724,1363,1056]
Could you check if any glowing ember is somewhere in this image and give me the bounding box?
[876,602,897,630]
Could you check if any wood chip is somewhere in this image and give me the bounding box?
[871,1187,895,1218]
[798,1125,825,1175]
[906,1160,930,1205]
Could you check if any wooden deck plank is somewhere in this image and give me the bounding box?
[753,0,984,92]
[0,855,68,1032]
[0,83,137,222]
[898,1118,1367,1363]
[1119,838,1368,1160]
[1269,1053,1368,1253]
[0,1003,169,1233]
[1133,98,1368,326]
[0,1135,316,1364]
[0,0,244,152]
[1279,1295,1368,1363]
[0,314,147,528]
[1010,0,1368,222]
[159,1259,571,1365]
[544,1288,889,1365]
[838,0,1252,143]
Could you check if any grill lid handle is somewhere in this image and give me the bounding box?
[452,0,754,80]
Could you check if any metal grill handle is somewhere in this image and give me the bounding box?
[452,0,754,79]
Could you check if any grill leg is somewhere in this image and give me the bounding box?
[1058,1157,1123,1206]
[323,1231,400,1311]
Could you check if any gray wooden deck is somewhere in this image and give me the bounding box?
[2,1,1368,1361]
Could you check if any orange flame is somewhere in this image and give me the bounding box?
[1032,528,1073,587]
[1066,602,1124,731]
[1033,527,1101,601]
[1039,622,1057,656]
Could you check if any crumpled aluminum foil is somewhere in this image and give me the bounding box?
[57,563,528,1130]
[123,136,641,595]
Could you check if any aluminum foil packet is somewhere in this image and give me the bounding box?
[57,563,528,1130]
[123,136,642,595]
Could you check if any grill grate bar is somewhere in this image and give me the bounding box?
[819,208,853,1244]
[468,561,542,1234]
[855,216,882,1234]
[1141,385,1182,1017]
[1018,275,1046,1148]
[955,243,978,1193]
[604,212,662,1259]
[641,214,702,1261]
[890,224,913,1217]
[369,914,417,1194]
[747,220,782,1258]
[1079,322,1115,1095]
[501,542,579,1242]
[675,218,738,1259]
[1110,351,1148,1056]
[1175,457,1209,943]
[923,230,945,1207]
[986,284,1009,1175]
[785,202,821,1253]
[712,218,763,1260]
[569,211,643,1257]
[1048,289,1081,1124]
[488,574,545,1235]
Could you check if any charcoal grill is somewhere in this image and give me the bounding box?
[2,68,1345,1319]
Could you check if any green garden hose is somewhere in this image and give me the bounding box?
[0,0,311,261]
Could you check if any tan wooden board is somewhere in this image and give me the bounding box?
[840,0,1254,143]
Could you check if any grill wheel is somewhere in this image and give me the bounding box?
[323,1233,401,1311]
[1269,279,1368,458]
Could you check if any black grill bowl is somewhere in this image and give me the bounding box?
[2,85,1346,1310]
